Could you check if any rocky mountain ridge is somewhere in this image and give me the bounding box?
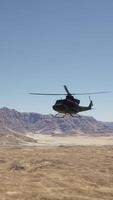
[0,107,113,135]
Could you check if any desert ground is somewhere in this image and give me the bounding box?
[0,143,113,200]
[30,134,113,146]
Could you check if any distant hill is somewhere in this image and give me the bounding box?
[0,131,38,146]
[0,107,113,135]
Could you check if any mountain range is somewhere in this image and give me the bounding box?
[0,107,113,136]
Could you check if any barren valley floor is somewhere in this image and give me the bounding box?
[0,145,113,200]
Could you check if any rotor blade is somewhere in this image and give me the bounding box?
[29,91,111,96]
[64,85,71,95]
[72,91,112,95]
[29,93,67,95]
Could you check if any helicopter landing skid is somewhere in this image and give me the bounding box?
[51,113,65,118]
[51,113,81,118]
[69,114,81,118]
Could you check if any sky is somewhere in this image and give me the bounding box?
[0,0,113,121]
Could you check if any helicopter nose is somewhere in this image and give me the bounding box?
[53,105,57,111]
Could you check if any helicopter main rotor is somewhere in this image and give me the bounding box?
[29,85,111,96]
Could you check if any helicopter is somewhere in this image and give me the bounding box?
[29,85,111,117]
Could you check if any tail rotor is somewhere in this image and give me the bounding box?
[89,96,93,108]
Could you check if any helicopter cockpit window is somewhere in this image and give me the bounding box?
[55,100,63,105]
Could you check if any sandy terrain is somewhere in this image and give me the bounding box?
[29,134,113,146]
[0,146,113,200]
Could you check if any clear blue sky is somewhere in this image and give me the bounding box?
[0,0,113,121]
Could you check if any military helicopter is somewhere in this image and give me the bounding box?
[29,85,111,117]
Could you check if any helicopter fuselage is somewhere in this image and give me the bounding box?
[53,98,93,115]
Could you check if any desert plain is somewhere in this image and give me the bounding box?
[0,135,113,200]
